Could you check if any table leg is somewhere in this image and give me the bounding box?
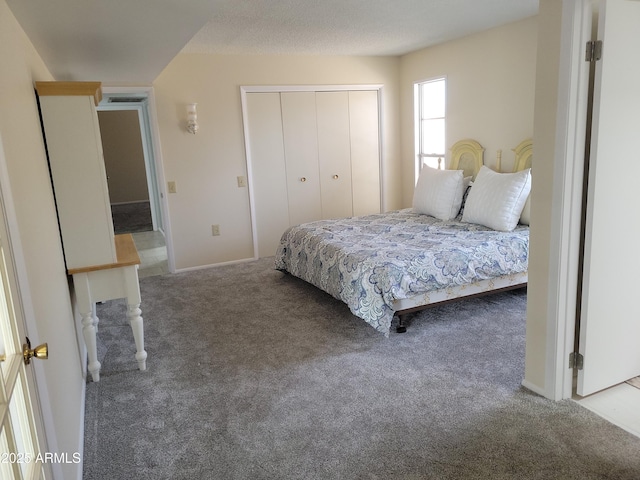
[93,302,99,333]
[73,262,147,377]
[81,310,101,382]
[128,303,147,371]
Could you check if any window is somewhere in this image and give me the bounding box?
[415,77,446,177]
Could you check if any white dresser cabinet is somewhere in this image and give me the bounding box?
[36,82,116,270]
[36,82,146,381]
[245,88,381,257]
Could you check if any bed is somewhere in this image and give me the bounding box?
[275,139,532,336]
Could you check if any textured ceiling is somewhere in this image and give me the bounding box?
[183,0,539,56]
[7,0,538,84]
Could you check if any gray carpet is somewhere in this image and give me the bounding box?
[83,258,640,479]
[111,202,153,234]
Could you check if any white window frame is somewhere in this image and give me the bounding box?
[414,77,446,180]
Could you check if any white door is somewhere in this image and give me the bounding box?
[577,0,640,396]
[348,90,381,216]
[245,92,291,257]
[0,138,50,478]
[243,86,382,258]
[281,92,323,226]
[316,91,353,219]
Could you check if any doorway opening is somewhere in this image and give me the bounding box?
[97,89,172,277]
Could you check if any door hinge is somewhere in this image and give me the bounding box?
[585,40,603,62]
[569,352,584,370]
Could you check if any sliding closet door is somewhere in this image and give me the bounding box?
[316,91,353,219]
[281,92,322,226]
[349,90,381,216]
[245,93,290,257]
[577,0,640,396]
[243,86,382,258]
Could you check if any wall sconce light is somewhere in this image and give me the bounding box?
[186,103,199,134]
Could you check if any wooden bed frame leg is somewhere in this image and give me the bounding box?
[396,314,407,333]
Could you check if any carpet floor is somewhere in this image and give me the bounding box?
[83,257,640,479]
[111,202,153,234]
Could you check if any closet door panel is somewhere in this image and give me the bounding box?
[316,91,353,219]
[281,92,322,226]
[245,93,290,257]
[349,90,381,216]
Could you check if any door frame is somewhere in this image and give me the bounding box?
[554,0,594,400]
[240,84,384,259]
[97,102,160,231]
[99,86,175,273]
[523,0,594,401]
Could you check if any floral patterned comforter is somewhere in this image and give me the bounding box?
[274,209,529,335]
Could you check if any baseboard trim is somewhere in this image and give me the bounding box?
[110,200,150,206]
[521,379,549,398]
[175,256,257,273]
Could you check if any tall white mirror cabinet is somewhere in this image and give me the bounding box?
[36,81,147,382]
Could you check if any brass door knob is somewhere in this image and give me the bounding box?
[333,175,339,179]
[23,337,48,365]
[300,177,307,182]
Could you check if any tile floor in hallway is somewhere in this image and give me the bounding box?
[576,382,640,439]
[132,230,168,278]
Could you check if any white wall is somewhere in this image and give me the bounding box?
[152,22,537,270]
[153,54,401,270]
[0,1,85,478]
[399,17,538,207]
[98,110,150,204]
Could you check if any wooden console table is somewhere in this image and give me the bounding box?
[69,234,147,382]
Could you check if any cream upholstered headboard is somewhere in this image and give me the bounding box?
[449,139,485,179]
[513,138,533,172]
[513,138,532,225]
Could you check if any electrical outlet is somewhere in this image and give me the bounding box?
[211,224,220,236]
[237,176,247,187]
[168,181,177,193]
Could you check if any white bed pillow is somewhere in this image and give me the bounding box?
[462,165,531,231]
[412,166,464,220]
[519,194,531,225]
